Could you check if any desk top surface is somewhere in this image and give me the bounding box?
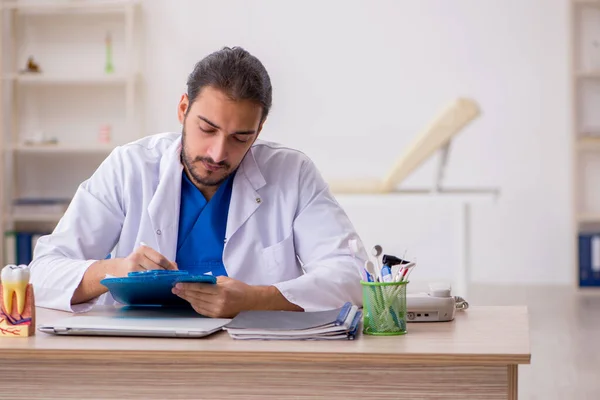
[0,306,530,365]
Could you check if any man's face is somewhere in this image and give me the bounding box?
[178,86,264,188]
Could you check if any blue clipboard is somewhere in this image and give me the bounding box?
[100,270,217,307]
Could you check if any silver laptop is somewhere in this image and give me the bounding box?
[39,309,232,338]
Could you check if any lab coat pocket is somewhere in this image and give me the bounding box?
[261,234,299,281]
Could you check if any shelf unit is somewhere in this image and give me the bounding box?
[574,0,600,6]
[0,0,142,265]
[9,213,63,222]
[571,0,600,286]
[577,70,600,79]
[1,0,135,14]
[3,72,134,84]
[577,136,600,151]
[10,143,116,153]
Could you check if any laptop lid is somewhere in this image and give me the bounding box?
[39,314,232,338]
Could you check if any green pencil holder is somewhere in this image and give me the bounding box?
[361,280,408,336]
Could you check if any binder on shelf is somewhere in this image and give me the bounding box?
[579,233,600,287]
[3,230,50,266]
[16,232,33,265]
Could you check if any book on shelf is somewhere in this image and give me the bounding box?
[3,230,49,266]
[579,233,600,287]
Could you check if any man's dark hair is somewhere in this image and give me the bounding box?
[186,46,272,122]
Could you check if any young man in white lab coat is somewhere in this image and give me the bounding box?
[29,46,366,317]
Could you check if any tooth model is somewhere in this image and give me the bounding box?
[0,264,35,337]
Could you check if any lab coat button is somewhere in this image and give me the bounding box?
[156,229,162,235]
[255,197,261,204]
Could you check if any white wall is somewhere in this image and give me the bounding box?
[139,0,573,287]
[6,0,569,286]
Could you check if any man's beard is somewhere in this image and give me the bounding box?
[181,126,232,187]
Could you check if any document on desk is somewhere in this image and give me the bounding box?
[224,302,362,340]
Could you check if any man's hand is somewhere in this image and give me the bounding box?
[72,244,178,305]
[111,244,178,277]
[172,276,303,318]
[172,276,257,318]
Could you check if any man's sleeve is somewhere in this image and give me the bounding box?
[273,158,367,311]
[28,147,126,312]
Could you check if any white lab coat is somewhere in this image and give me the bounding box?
[29,133,367,313]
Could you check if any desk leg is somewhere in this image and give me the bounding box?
[508,365,518,400]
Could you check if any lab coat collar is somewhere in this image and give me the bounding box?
[226,143,266,243]
[147,137,184,260]
[238,142,267,191]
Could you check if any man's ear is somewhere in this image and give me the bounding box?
[177,94,190,124]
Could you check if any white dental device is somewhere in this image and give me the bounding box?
[405,283,467,322]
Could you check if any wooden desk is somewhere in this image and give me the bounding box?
[0,306,530,399]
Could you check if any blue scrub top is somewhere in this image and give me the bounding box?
[175,170,235,277]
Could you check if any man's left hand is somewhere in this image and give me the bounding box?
[172,276,258,318]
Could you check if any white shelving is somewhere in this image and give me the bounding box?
[577,70,600,78]
[1,0,138,14]
[11,143,116,153]
[572,0,600,286]
[577,136,600,150]
[2,73,134,85]
[8,213,63,222]
[574,0,600,6]
[578,213,600,223]
[0,0,142,264]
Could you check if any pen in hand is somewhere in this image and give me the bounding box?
[131,241,178,271]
